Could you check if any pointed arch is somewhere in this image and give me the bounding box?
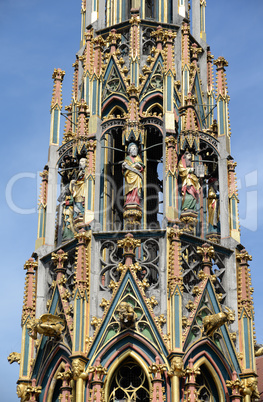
[145,102,163,117]
[193,357,225,402]
[35,344,71,401]
[101,95,128,119]
[140,93,163,115]
[46,360,65,402]
[184,340,233,402]
[104,350,152,401]
[108,105,126,118]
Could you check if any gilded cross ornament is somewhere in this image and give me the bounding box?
[214,56,228,69]
[191,43,202,63]
[74,229,91,243]
[167,224,182,241]
[197,243,215,275]
[24,258,38,272]
[39,168,48,181]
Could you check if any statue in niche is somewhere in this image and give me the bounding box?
[122,143,144,206]
[178,151,201,211]
[67,157,86,219]
[62,188,74,240]
[61,155,75,186]
[207,178,220,232]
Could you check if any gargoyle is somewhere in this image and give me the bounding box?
[116,302,137,329]
[27,313,66,340]
[255,345,263,357]
[8,352,21,364]
[202,307,235,337]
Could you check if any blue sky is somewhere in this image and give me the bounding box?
[1,1,263,400]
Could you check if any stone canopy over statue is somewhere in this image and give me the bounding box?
[122,143,144,206]
[179,151,200,212]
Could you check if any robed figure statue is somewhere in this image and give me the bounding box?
[179,151,200,211]
[122,143,144,206]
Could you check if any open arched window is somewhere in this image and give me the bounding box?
[109,358,150,401]
[195,364,221,402]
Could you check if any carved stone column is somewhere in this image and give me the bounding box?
[149,357,167,402]
[17,379,42,402]
[236,249,255,372]
[184,359,201,402]
[88,358,107,402]
[117,233,141,267]
[197,243,215,276]
[52,249,68,280]
[57,363,73,402]
[226,371,243,402]
[168,355,185,402]
[51,250,73,337]
[71,356,89,402]
[241,376,260,402]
